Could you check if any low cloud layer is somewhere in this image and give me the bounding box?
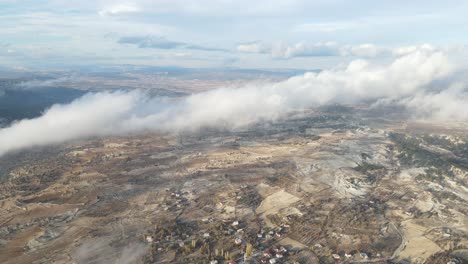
[73,239,147,264]
[0,47,467,156]
[16,77,71,89]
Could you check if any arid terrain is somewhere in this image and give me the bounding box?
[3,1,468,263]
[0,108,466,264]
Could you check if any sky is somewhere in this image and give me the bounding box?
[1,0,468,69]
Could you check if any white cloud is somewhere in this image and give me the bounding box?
[237,41,343,58]
[0,47,466,156]
[235,42,452,60]
[403,88,468,121]
[96,0,309,16]
[293,22,357,33]
[271,42,341,58]
[237,42,390,59]
[236,42,269,53]
[73,239,147,264]
[98,3,141,16]
[345,43,382,57]
[17,77,71,89]
[392,44,436,56]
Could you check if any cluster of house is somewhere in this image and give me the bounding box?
[162,190,190,211]
[256,226,285,241]
[142,212,295,263]
[260,245,289,264]
[144,231,194,253]
[144,211,375,263]
[201,218,244,237]
[313,243,371,261]
[331,251,369,261]
[210,260,236,264]
[144,234,165,253]
[447,259,462,264]
[209,219,293,264]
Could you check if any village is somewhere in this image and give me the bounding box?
[141,189,379,264]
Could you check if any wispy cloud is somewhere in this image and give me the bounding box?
[118,36,182,49]
[236,42,270,54]
[118,35,227,52]
[293,22,357,33]
[237,41,391,59]
[72,238,147,264]
[292,13,443,34]
[16,77,71,89]
[237,41,343,58]
[98,3,142,16]
[96,0,310,16]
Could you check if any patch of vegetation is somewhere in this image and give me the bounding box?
[354,162,386,183]
[389,132,468,183]
[265,173,295,187]
[266,175,279,184]
[237,185,262,208]
[354,162,386,174]
[361,153,372,160]
[415,167,445,183]
[424,250,465,264]
[320,104,353,113]
[422,134,468,159]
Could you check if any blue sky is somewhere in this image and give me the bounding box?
[1,0,468,69]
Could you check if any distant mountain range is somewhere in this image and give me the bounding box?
[0,86,85,125]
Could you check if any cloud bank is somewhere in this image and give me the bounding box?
[237,41,391,59]
[0,47,467,156]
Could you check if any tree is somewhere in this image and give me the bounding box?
[246,243,253,257]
